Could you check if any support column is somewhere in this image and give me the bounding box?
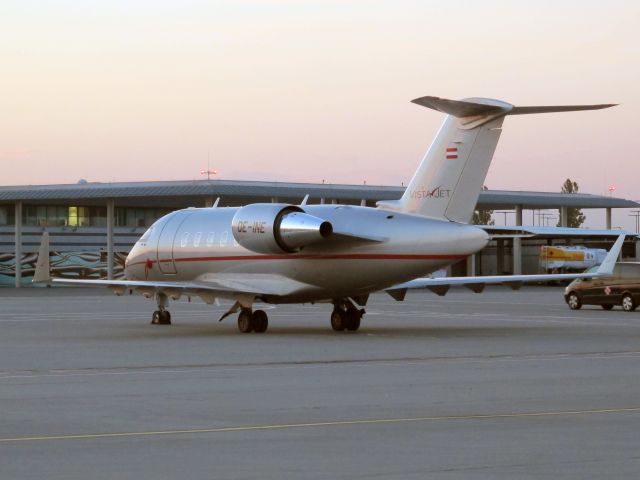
[14,201,22,288]
[331,199,337,205]
[496,239,505,275]
[360,199,366,207]
[320,198,325,205]
[107,199,115,280]
[512,205,523,275]
[466,254,476,276]
[606,208,612,230]
[559,206,568,227]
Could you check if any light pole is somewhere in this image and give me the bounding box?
[629,210,640,234]
[200,168,218,181]
[495,210,513,226]
[200,152,218,180]
[539,212,555,226]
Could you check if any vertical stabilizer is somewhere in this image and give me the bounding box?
[378,96,616,223]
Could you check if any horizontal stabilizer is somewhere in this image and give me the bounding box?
[411,96,509,117]
[510,104,617,115]
[412,96,617,119]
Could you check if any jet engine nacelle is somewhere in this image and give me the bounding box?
[231,204,333,254]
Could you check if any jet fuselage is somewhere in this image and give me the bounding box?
[125,204,489,303]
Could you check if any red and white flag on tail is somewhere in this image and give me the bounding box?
[446,147,458,159]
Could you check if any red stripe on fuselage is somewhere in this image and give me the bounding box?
[128,253,466,268]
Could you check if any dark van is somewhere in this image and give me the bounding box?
[565,263,640,311]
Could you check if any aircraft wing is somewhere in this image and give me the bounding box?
[32,233,315,304]
[479,225,635,238]
[45,275,313,302]
[385,234,625,300]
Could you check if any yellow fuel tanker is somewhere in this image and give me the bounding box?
[540,245,607,271]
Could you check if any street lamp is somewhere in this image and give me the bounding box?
[629,210,640,234]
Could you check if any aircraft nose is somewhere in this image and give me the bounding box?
[124,244,141,274]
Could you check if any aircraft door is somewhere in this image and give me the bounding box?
[156,211,192,274]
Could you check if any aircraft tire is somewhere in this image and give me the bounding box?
[238,310,254,333]
[152,310,171,325]
[345,309,361,331]
[252,310,268,333]
[330,310,346,331]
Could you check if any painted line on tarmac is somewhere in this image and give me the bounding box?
[3,350,640,380]
[2,407,639,444]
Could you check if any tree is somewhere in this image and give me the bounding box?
[472,186,495,225]
[557,178,586,228]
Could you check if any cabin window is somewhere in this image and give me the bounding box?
[193,232,202,247]
[220,231,228,247]
[206,232,215,247]
[180,232,191,247]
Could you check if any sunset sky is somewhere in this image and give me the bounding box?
[1,1,638,228]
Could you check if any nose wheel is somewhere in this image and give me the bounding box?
[151,310,171,325]
[238,309,269,333]
[151,292,171,325]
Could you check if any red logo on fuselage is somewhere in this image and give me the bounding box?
[144,259,154,279]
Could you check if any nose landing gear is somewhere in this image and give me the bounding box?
[151,292,171,325]
[151,310,171,325]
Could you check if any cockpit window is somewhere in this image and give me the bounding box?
[139,227,153,243]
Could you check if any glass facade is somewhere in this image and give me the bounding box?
[16,205,171,228]
[22,206,107,227]
[0,206,14,225]
[115,207,173,227]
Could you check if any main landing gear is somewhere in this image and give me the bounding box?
[151,292,171,325]
[237,308,269,333]
[331,301,364,332]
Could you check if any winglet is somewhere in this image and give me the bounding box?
[595,234,625,276]
[33,232,51,283]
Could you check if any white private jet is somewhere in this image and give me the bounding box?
[34,95,621,333]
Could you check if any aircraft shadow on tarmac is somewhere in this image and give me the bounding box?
[93,323,584,341]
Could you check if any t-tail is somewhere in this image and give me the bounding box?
[377,96,616,223]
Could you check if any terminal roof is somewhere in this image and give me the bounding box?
[0,179,636,209]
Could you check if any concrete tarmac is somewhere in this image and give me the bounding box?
[1,286,640,479]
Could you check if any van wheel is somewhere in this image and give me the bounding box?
[567,292,582,310]
[601,304,614,310]
[621,294,636,312]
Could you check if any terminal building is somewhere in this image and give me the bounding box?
[0,179,638,287]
